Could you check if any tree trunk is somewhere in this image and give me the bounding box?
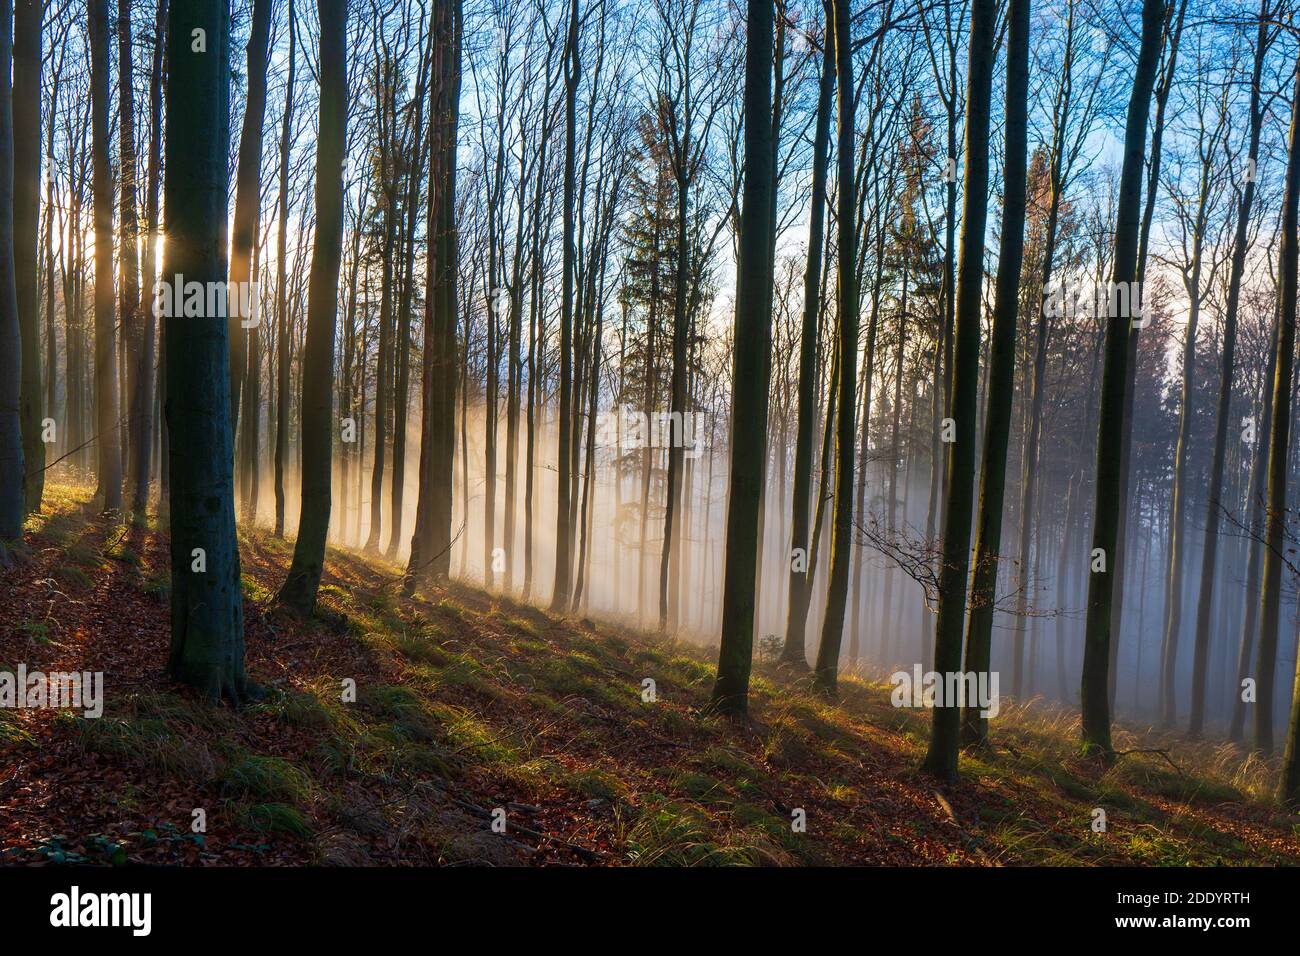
[1190,0,1268,738]
[1258,53,1300,760]
[90,0,122,512]
[277,0,347,616]
[274,0,296,536]
[163,0,254,702]
[811,0,861,696]
[228,0,273,513]
[710,0,774,715]
[0,0,23,539]
[549,0,580,612]
[14,0,40,514]
[781,0,833,667]
[405,0,461,592]
[1079,0,1164,757]
[961,0,1029,745]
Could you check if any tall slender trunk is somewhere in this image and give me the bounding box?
[921,0,994,781]
[90,0,122,512]
[278,0,347,615]
[14,0,41,514]
[781,0,833,666]
[274,0,296,536]
[1191,0,1269,738]
[710,0,775,715]
[961,0,1029,745]
[1257,52,1300,759]
[549,0,580,611]
[0,0,23,538]
[1079,0,1164,757]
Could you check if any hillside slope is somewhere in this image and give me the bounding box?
[1,482,1298,866]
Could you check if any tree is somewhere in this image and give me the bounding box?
[781,0,833,668]
[1079,0,1165,758]
[1196,0,1271,739]
[921,0,994,781]
[0,0,23,540]
[119,0,144,514]
[273,0,297,537]
[229,0,274,503]
[14,0,41,515]
[90,0,122,512]
[131,0,169,516]
[1276,46,1300,797]
[709,0,774,715]
[278,0,348,616]
[550,0,580,612]
[1256,49,1300,757]
[162,0,255,702]
[811,0,861,695]
[406,0,462,592]
[961,0,1029,746]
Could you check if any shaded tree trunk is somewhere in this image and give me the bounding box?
[710,0,774,715]
[781,0,833,667]
[921,0,994,781]
[961,0,1029,746]
[278,0,347,616]
[0,0,23,539]
[162,0,254,702]
[90,0,122,512]
[811,0,861,695]
[14,0,40,514]
[1079,0,1164,757]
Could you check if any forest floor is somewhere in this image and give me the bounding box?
[2,480,1299,866]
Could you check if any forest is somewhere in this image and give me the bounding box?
[1,0,1300,880]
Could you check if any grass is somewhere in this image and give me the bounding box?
[5,480,1300,866]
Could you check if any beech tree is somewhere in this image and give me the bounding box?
[709,0,773,715]
[1080,0,1165,758]
[0,0,22,540]
[162,0,255,702]
[278,0,348,616]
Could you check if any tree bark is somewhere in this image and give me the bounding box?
[14,0,41,514]
[1079,0,1164,757]
[961,0,1029,745]
[163,0,254,702]
[921,0,994,781]
[710,0,774,715]
[90,0,122,512]
[278,0,347,616]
